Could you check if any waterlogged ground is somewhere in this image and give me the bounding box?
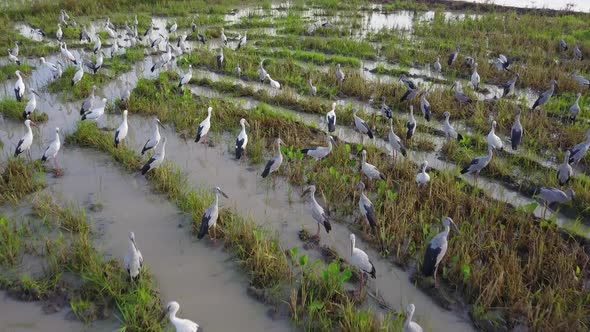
[1,1,590,332]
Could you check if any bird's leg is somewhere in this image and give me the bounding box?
[315,222,321,239]
[433,265,439,289]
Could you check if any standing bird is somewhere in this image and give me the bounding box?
[557,151,573,186]
[406,105,416,140]
[14,70,25,102]
[93,34,102,54]
[160,301,199,332]
[168,19,177,34]
[574,41,583,61]
[403,304,423,332]
[461,146,493,182]
[23,89,41,119]
[14,119,36,159]
[349,233,376,294]
[495,54,512,72]
[261,138,285,178]
[535,187,575,218]
[326,102,336,132]
[400,86,418,102]
[80,25,91,43]
[568,129,590,164]
[388,119,407,158]
[335,63,345,88]
[191,19,197,32]
[123,231,143,280]
[114,110,129,148]
[442,111,463,141]
[419,91,431,122]
[258,60,268,83]
[141,136,167,175]
[433,57,441,75]
[447,47,459,66]
[471,63,480,90]
[179,64,192,89]
[81,98,107,121]
[361,150,385,181]
[197,186,228,242]
[400,74,417,90]
[500,75,518,98]
[531,80,557,111]
[56,23,63,41]
[356,181,377,233]
[569,93,581,121]
[422,217,460,287]
[301,132,335,161]
[380,97,393,120]
[301,185,332,239]
[233,63,241,77]
[41,127,61,170]
[85,51,104,74]
[235,118,250,160]
[352,108,373,140]
[121,81,132,103]
[40,57,58,73]
[416,161,430,188]
[216,47,224,69]
[197,31,206,44]
[487,121,503,151]
[451,81,471,103]
[8,49,20,65]
[80,85,97,115]
[309,79,317,96]
[237,32,247,50]
[266,74,281,89]
[60,42,77,65]
[572,70,590,88]
[10,41,19,57]
[195,106,212,144]
[141,118,165,155]
[559,37,568,51]
[220,27,227,45]
[511,109,523,151]
[71,62,84,86]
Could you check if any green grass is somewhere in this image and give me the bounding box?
[0,98,48,122]
[0,159,45,204]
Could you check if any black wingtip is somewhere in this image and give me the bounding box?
[401,148,407,157]
[369,264,376,279]
[457,133,463,141]
[236,147,243,160]
[367,130,374,139]
[324,220,332,233]
[141,164,150,175]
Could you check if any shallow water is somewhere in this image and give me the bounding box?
[457,0,590,12]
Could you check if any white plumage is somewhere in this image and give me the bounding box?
[23,90,39,119]
[361,150,385,181]
[471,63,480,90]
[557,151,573,186]
[335,63,345,86]
[301,133,334,160]
[487,121,503,151]
[141,118,165,155]
[14,70,25,102]
[302,185,332,239]
[162,301,199,332]
[388,119,407,159]
[197,187,228,241]
[179,64,192,88]
[352,108,373,139]
[220,27,227,45]
[81,98,107,121]
[41,127,61,169]
[442,111,461,140]
[194,107,212,144]
[80,85,97,115]
[141,137,166,175]
[14,119,35,158]
[40,57,58,72]
[349,233,376,293]
[114,110,128,148]
[60,42,77,65]
[123,231,143,279]
[403,304,423,332]
[94,35,102,54]
[415,161,430,187]
[568,129,590,164]
[258,60,267,83]
[56,23,63,41]
[235,118,250,160]
[261,138,284,178]
[266,74,280,89]
[569,93,581,121]
[71,62,84,86]
[326,102,336,132]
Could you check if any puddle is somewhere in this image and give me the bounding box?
[455,0,590,12]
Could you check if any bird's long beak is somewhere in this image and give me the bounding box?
[220,190,229,199]
[451,221,460,234]
[245,120,250,128]
[301,187,311,198]
[157,121,166,130]
[158,307,168,322]
[32,91,41,98]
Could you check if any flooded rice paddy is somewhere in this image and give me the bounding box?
[1,1,590,331]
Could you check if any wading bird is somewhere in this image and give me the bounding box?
[461,146,493,182]
[41,127,61,171]
[448,46,459,66]
[258,60,268,83]
[235,118,250,160]
[80,25,91,43]
[160,301,199,332]
[261,138,284,178]
[60,42,77,65]
[433,57,441,74]
[141,118,165,155]
[349,233,376,294]
[352,108,373,140]
[56,23,63,41]
[500,75,518,98]
[535,187,575,218]
[8,49,20,65]
[511,109,523,150]
[557,151,573,186]
[237,32,247,50]
[84,51,104,74]
[361,150,385,181]
[220,27,227,45]
[71,62,84,86]
[122,81,131,103]
[559,37,567,51]
[23,89,41,119]
[14,119,36,159]
[10,41,19,57]
[123,231,143,280]
[326,102,336,132]
[381,96,393,120]
[301,132,335,161]
[422,216,459,287]
[195,106,212,144]
[574,41,583,60]
[531,80,557,111]
[141,136,166,175]
[419,91,431,121]
[442,111,463,141]
[14,70,25,102]
[568,129,590,164]
[487,121,503,151]
[406,105,416,139]
[114,110,128,148]
[234,63,241,77]
[309,79,317,96]
[301,185,332,239]
[335,63,345,87]
[80,85,97,115]
[471,63,480,90]
[191,19,197,33]
[40,57,58,73]
[266,73,281,89]
[495,54,511,71]
[179,64,192,89]
[216,47,224,69]
[400,74,417,90]
[569,93,581,121]
[81,98,107,121]
[356,182,376,233]
[168,19,177,34]
[400,86,418,102]
[197,186,228,242]
[451,81,471,103]
[93,34,102,54]
[197,31,206,44]
[415,161,430,188]
[388,118,407,159]
[403,304,423,332]
[572,70,590,88]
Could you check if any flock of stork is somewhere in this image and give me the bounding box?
[5,7,590,332]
